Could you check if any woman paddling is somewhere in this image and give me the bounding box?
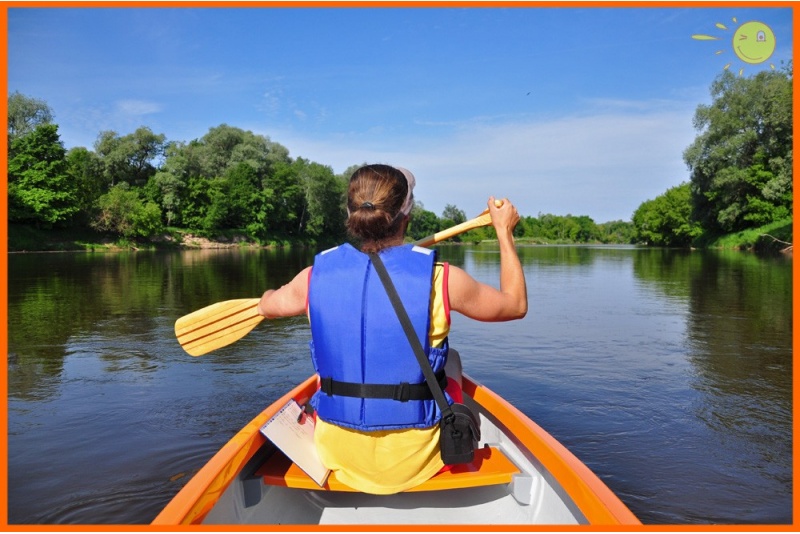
[257,164,527,494]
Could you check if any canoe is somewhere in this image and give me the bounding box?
[152,373,641,526]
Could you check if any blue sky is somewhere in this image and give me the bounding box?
[7,4,793,222]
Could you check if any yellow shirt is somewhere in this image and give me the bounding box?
[313,262,450,494]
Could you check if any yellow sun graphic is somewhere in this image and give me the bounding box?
[692,17,776,76]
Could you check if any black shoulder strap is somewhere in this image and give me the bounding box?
[369,252,451,415]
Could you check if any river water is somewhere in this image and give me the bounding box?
[6,245,793,525]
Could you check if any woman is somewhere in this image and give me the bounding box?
[257,164,527,494]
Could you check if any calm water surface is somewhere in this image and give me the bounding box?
[6,245,792,525]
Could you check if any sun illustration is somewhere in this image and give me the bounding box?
[692,18,776,75]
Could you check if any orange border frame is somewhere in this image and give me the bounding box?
[2,2,797,533]
[1,3,7,532]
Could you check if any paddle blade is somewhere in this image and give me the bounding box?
[175,298,263,356]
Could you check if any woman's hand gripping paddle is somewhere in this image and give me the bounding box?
[175,199,504,356]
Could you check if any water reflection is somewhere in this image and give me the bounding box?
[633,248,792,523]
[8,248,321,402]
[632,249,792,433]
[7,246,792,524]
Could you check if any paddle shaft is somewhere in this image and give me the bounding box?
[414,199,502,247]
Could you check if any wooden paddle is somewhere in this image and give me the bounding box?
[175,200,503,356]
[413,199,502,247]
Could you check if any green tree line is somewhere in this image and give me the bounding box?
[7,63,791,249]
[8,100,353,245]
[6,91,634,247]
[632,64,793,247]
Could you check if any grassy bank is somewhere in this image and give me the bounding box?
[8,224,139,252]
[7,225,327,252]
[694,218,793,254]
[8,225,214,252]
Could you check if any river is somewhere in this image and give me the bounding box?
[6,244,793,525]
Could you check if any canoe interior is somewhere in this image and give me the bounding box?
[153,374,640,526]
[201,413,584,524]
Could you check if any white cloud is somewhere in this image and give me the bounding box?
[267,101,699,222]
[116,99,162,116]
[259,90,283,115]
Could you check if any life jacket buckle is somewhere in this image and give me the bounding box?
[393,382,411,402]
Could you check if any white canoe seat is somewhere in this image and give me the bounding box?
[257,445,520,492]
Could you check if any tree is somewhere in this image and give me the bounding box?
[65,147,105,226]
[571,215,599,242]
[596,220,635,244]
[161,139,205,181]
[147,140,205,229]
[683,65,793,233]
[196,124,290,179]
[146,171,185,227]
[8,124,78,228]
[152,125,295,236]
[441,204,466,225]
[408,203,441,241]
[201,180,232,233]
[632,183,702,246]
[266,160,307,236]
[299,159,347,240]
[225,162,266,233]
[92,183,163,238]
[94,127,167,187]
[8,91,53,145]
[194,166,263,234]
[181,175,215,233]
[528,213,571,242]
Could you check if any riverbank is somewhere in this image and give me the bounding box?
[7,225,297,253]
[8,220,793,254]
[693,218,793,255]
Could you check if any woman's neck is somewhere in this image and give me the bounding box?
[358,217,408,253]
[361,235,405,253]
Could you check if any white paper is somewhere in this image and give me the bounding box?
[260,400,330,486]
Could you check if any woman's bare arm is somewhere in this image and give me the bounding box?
[448,197,528,322]
[257,266,312,318]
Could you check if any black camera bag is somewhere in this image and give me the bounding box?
[439,402,481,465]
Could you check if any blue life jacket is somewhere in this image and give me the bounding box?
[308,243,451,431]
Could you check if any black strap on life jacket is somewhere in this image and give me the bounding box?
[320,369,448,402]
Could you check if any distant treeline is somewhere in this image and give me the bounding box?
[7,62,791,248]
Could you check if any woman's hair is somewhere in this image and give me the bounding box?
[346,164,411,252]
